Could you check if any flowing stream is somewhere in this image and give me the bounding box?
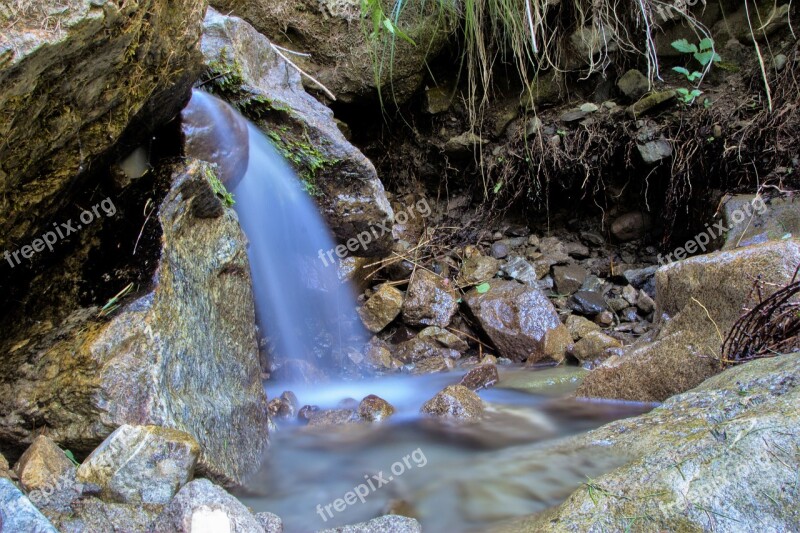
[186,89,654,533]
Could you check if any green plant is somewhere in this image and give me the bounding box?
[671,37,720,105]
[204,166,235,207]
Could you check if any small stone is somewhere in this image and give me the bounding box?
[457,256,500,286]
[617,69,650,100]
[445,132,486,154]
[626,90,676,118]
[565,242,591,259]
[412,356,456,374]
[580,231,605,246]
[622,284,638,305]
[424,86,453,114]
[608,296,630,312]
[527,234,540,247]
[491,242,510,259]
[256,512,284,533]
[594,310,615,327]
[421,385,484,420]
[560,109,587,122]
[401,269,458,327]
[306,409,360,427]
[268,391,299,421]
[358,284,405,333]
[637,289,655,314]
[620,307,640,322]
[553,265,588,295]
[611,212,652,241]
[580,102,599,113]
[637,139,673,163]
[358,395,395,422]
[459,364,500,391]
[572,331,623,361]
[773,53,788,72]
[418,326,469,352]
[568,291,610,316]
[364,338,395,370]
[565,314,601,341]
[580,275,604,293]
[501,256,540,284]
[297,405,319,423]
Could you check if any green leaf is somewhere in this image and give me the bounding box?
[694,50,720,66]
[382,18,395,34]
[687,71,702,82]
[671,39,698,54]
[63,449,80,466]
[493,180,503,194]
[676,88,689,95]
[672,66,691,76]
[475,282,491,294]
[698,37,715,51]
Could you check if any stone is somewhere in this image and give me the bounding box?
[564,242,590,259]
[268,391,299,421]
[364,338,396,370]
[622,265,658,295]
[198,9,394,254]
[636,290,655,314]
[626,90,676,118]
[256,512,284,533]
[520,71,564,109]
[418,326,469,352]
[610,212,652,241]
[411,356,456,374]
[721,194,799,250]
[0,161,269,487]
[0,453,8,480]
[571,331,622,362]
[501,256,541,285]
[424,86,454,114]
[773,53,788,71]
[152,478,264,532]
[565,315,601,341]
[76,425,199,505]
[637,138,673,163]
[358,395,395,422]
[567,291,609,316]
[552,265,587,295]
[14,435,75,494]
[559,109,587,122]
[457,256,501,286]
[445,132,487,154]
[306,409,360,428]
[617,69,650,101]
[0,478,59,532]
[358,284,405,333]
[567,25,618,68]
[578,239,800,402]
[619,307,640,322]
[621,284,638,305]
[579,103,599,113]
[579,231,605,246]
[459,364,500,391]
[401,269,458,327]
[490,241,510,259]
[594,310,615,327]
[607,297,629,313]
[395,337,461,364]
[0,0,205,255]
[318,514,422,533]
[498,354,800,532]
[464,280,571,364]
[420,385,484,421]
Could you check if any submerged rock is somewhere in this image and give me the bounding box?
[579,239,800,402]
[358,284,405,333]
[198,8,394,254]
[459,364,500,391]
[0,0,205,254]
[0,160,269,487]
[76,425,199,505]
[464,280,571,364]
[317,514,422,533]
[420,385,484,420]
[401,269,458,327]
[358,395,396,422]
[152,478,265,532]
[306,409,361,428]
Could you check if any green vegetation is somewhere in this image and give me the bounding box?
[266,128,332,196]
[671,38,721,105]
[204,165,236,207]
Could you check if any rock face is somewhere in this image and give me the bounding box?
[402,269,458,327]
[0,160,269,487]
[0,0,205,254]
[0,478,59,532]
[578,239,800,402]
[198,8,394,254]
[420,385,484,420]
[208,0,453,103]
[152,478,266,532]
[498,354,800,532]
[464,280,571,364]
[358,284,405,333]
[76,425,199,505]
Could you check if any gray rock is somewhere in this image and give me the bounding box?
[51,497,160,533]
[0,478,59,532]
[579,231,605,246]
[611,212,652,241]
[421,385,484,420]
[418,326,469,352]
[622,265,658,294]
[0,0,205,255]
[721,194,799,251]
[553,265,588,295]
[773,53,788,71]
[565,315,601,341]
[636,289,655,314]
[637,138,673,163]
[568,291,609,316]
[445,132,487,154]
[464,280,572,364]
[317,514,422,533]
[199,8,394,254]
[491,241,510,259]
[401,269,458,327]
[76,425,199,505]
[152,478,264,532]
[616,69,650,100]
[0,160,270,487]
[501,256,541,285]
[256,512,284,533]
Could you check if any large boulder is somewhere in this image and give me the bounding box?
[0,478,59,532]
[195,8,394,254]
[495,353,800,532]
[0,0,205,255]
[207,0,454,103]
[578,239,800,402]
[463,280,572,364]
[0,160,269,487]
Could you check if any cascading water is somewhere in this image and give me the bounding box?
[183,90,367,377]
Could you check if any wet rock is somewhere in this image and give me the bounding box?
[298,405,320,423]
[0,478,59,532]
[411,356,456,374]
[508,354,800,532]
[358,284,405,333]
[0,0,205,254]
[76,425,199,505]
[568,291,609,316]
[457,256,501,286]
[637,138,673,164]
[579,231,605,246]
[401,269,458,327]
[617,69,650,100]
[268,391,299,421]
[421,385,484,421]
[464,280,571,364]
[607,296,629,313]
[199,9,394,254]
[580,275,604,293]
[501,256,541,285]
[610,212,652,241]
[318,514,422,533]
[578,240,800,402]
[306,409,360,428]
[152,478,264,532]
[0,161,269,487]
[256,511,284,533]
[418,326,469,352]
[571,331,623,362]
[552,265,587,295]
[459,364,500,391]
[620,307,640,322]
[358,395,395,422]
[565,315,601,341]
[491,241,510,259]
[395,336,461,364]
[626,90,676,118]
[364,338,397,371]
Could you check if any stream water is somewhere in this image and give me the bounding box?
[238,367,652,533]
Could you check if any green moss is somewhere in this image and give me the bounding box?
[264,127,337,197]
[204,165,235,206]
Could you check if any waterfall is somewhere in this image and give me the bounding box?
[183,90,367,379]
